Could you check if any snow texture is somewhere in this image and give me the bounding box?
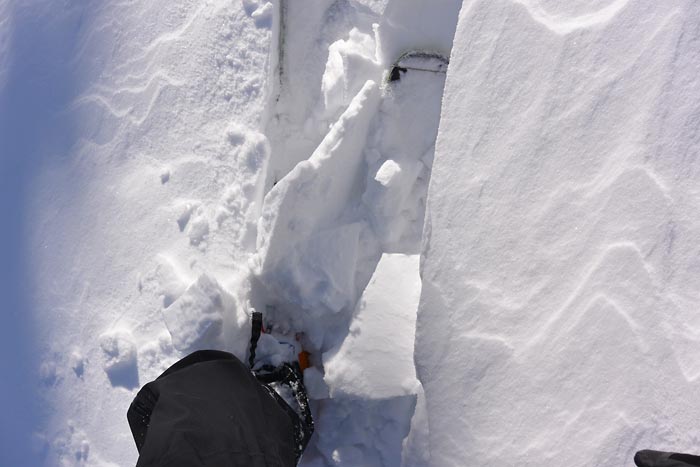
[417,1,700,466]
[253,80,381,319]
[323,253,421,400]
[7,0,696,465]
[12,0,455,464]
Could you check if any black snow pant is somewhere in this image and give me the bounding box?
[127,350,296,467]
[635,450,700,467]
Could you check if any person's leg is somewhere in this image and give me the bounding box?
[635,450,700,467]
[128,350,296,467]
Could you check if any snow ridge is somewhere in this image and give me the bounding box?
[513,0,632,35]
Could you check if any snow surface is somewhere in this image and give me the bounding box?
[5,0,698,465]
[5,0,457,465]
[417,0,700,466]
[10,0,274,465]
[324,254,421,400]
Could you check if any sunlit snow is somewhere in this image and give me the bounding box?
[1,0,698,466]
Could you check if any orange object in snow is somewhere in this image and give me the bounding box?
[298,351,311,371]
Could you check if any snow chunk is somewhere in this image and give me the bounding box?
[162,274,227,352]
[187,215,209,247]
[323,253,422,399]
[365,158,425,250]
[241,0,259,16]
[262,223,362,315]
[151,255,189,308]
[99,329,138,389]
[321,28,380,119]
[254,81,381,315]
[51,422,90,466]
[374,159,401,187]
[251,2,273,29]
[138,332,178,383]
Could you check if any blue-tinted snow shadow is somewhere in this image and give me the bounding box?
[0,2,86,465]
[105,363,140,391]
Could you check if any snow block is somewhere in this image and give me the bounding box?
[364,158,425,251]
[261,223,362,316]
[254,80,381,314]
[162,274,226,352]
[323,253,422,399]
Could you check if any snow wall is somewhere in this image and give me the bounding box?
[417,0,700,466]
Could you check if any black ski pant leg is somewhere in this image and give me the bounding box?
[127,350,296,467]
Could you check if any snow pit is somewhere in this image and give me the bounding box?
[253,80,381,317]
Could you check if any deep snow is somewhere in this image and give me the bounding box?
[4,0,699,466]
[9,0,457,465]
[418,0,700,466]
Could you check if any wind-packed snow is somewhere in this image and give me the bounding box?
[417,0,700,466]
[5,0,697,465]
[10,0,274,465]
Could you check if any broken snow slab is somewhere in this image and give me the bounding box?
[162,274,229,352]
[323,253,422,399]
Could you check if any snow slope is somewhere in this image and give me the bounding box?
[417,0,700,466]
[11,0,460,465]
[12,0,695,466]
[17,1,274,465]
